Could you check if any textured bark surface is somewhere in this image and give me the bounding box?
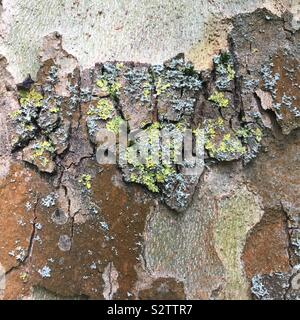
[0,2,300,300]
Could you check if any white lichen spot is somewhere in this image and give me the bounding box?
[38,265,52,278]
[41,193,57,208]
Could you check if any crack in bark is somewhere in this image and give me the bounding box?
[4,196,39,277]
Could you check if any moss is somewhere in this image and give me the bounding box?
[79,174,92,190]
[87,99,114,120]
[209,91,229,108]
[106,116,124,134]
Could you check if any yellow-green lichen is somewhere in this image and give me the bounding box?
[125,123,177,193]
[204,118,246,160]
[128,164,175,193]
[79,174,92,190]
[87,99,114,120]
[142,82,152,99]
[96,79,121,98]
[236,127,263,143]
[116,63,124,70]
[155,78,171,96]
[209,91,229,108]
[19,272,29,283]
[106,116,124,134]
[19,88,43,108]
[32,140,55,158]
[31,140,55,168]
[227,65,235,81]
[10,110,22,119]
[49,106,60,113]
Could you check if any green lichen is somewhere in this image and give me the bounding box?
[96,79,121,98]
[31,140,55,167]
[128,162,175,193]
[213,51,236,90]
[87,99,114,120]
[106,116,124,134]
[204,118,246,160]
[227,65,235,81]
[32,140,55,157]
[209,91,229,108]
[19,88,43,108]
[49,106,60,113]
[79,174,92,190]
[24,124,35,132]
[142,81,152,99]
[10,110,22,119]
[124,122,179,193]
[155,78,171,96]
[116,63,124,70]
[236,127,263,143]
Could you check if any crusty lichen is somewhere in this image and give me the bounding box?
[106,116,124,134]
[213,51,236,90]
[31,140,55,168]
[19,88,43,108]
[87,99,114,120]
[208,91,230,108]
[79,174,92,190]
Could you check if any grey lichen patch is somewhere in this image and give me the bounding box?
[250,272,290,300]
[152,55,202,122]
[213,51,235,91]
[11,62,73,173]
[269,52,300,134]
[38,265,52,279]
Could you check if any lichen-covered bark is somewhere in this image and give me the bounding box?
[0,4,300,300]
